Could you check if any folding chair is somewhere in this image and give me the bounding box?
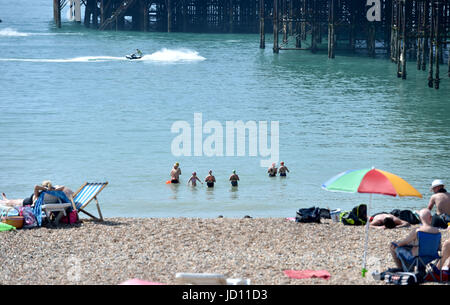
[72,182,108,221]
[397,231,441,281]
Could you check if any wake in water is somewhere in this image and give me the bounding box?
[0,27,83,37]
[0,28,29,37]
[0,48,206,63]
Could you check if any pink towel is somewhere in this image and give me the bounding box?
[283,270,331,280]
[119,278,165,285]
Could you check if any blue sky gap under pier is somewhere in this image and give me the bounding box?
[52,0,449,89]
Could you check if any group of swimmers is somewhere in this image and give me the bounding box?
[169,162,239,188]
[169,161,290,188]
[267,162,290,177]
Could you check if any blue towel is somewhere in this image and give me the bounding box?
[33,191,71,226]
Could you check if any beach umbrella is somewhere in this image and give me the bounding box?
[322,167,422,277]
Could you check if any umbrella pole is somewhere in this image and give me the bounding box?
[362,193,372,277]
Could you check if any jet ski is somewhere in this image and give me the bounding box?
[126,53,142,60]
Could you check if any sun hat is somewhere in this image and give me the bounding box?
[431,179,445,190]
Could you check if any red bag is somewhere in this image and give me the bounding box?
[61,210,79,224]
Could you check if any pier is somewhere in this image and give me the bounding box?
[53,0,450,89]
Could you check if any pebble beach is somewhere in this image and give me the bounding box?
[1,217,448,285]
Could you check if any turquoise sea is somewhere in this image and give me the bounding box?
[1,0,449,218]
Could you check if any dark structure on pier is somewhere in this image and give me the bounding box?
[53,0,450,89]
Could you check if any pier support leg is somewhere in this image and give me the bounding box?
[328,0,335,59]
[434,1,440,89]
[167,0,172,32]
[229,0,234,33]
[53,0,61,28]
[260,0,265,49]
[368,23,376,57]
[273,0,279,53]
[142,0,149,31]
[428,1,435,88]
[295,19,301,48]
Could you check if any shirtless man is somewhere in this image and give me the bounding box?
[205,170,216,188]
[427,179,450,224]
[390,209,441,269]
[187,172,202,187]
[268,163,277,177]
[278,162,290,177]
[170,163,181,184]
[369,213,410,229]
[229,170,239,187]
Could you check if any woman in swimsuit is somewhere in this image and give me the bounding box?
[205,170,216,188]
[229,170,240,187]
[187,172,202,187]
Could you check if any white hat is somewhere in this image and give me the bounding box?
[431,179,445,189]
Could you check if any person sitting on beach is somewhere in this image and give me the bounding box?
[389,209,441,269]
[1,181,67,207]
[205,170,216,188]
[170,163,181,184]
[427,179,450,228]
[369,213,410,229]
[187,172,202,187]
[268,163,277,177]
[229,170,239,187]
[278,162,289,177]
[424,237,450,282]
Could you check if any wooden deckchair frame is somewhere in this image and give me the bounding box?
[72,182,108,221]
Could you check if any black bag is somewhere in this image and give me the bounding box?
[390,209,420,225]
[431,214,449,229]
[296,207,321,223]
[341,204,367,226]
[319,208,331,219]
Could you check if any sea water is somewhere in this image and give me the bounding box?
[0,0,449,218]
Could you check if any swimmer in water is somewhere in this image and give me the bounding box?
[229,170,240,187]
[205,170,216,188]
[278,161,290,177]
[268,163,277,177]
[170,162,181,184]
[187,172,203,187]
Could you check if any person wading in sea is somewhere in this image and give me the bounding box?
[278,161,290,177]
[187,172,202,187]
[170,162,181,184]
[268,163,277,177]
[229,170,239,187]
[205,170,216,188]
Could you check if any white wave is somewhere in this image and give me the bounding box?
[0,49,206,63]
[0,28,29,37]
[0,27,83,37]
[0,56,125,63]
[141,48,206,62]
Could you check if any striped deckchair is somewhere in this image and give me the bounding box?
[71,182,108,221]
